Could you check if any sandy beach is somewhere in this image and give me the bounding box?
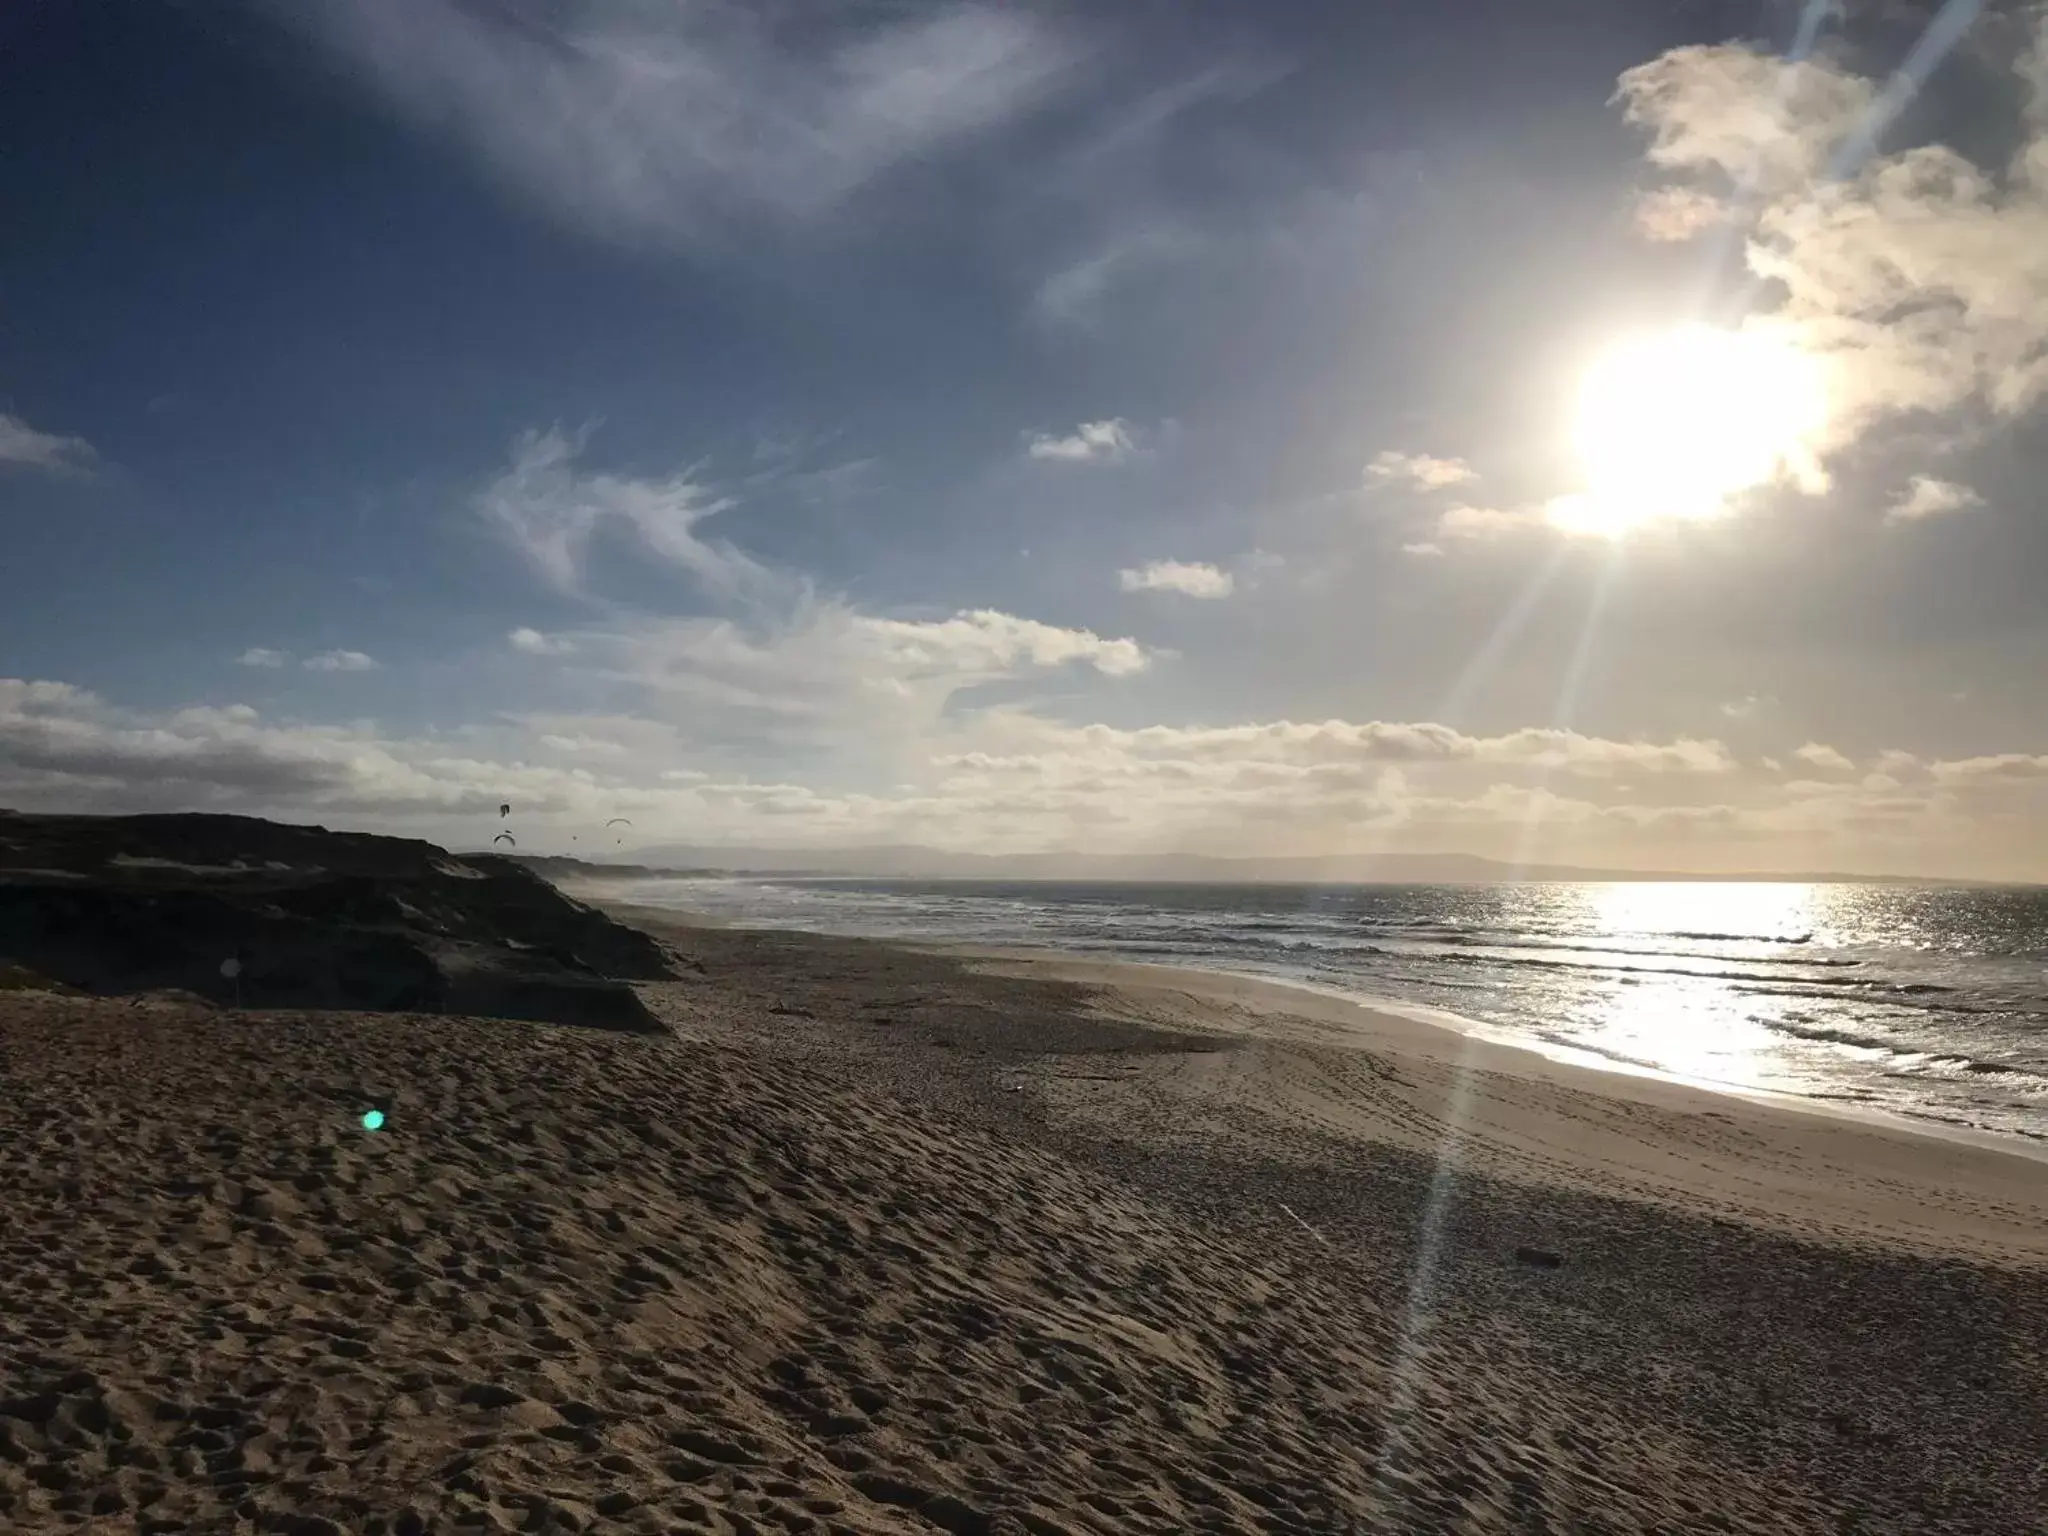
[3,906,2044,1533]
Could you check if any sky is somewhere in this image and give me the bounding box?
[4,0,2048,879]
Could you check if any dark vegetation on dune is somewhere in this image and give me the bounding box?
[0,810,682,1031]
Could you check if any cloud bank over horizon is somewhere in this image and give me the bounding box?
[8,668,2045,876]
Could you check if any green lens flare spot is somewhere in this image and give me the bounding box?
[361,1109,386,1132]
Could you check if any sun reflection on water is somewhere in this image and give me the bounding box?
[1586,881,1819,946]
[1561,883,1823,1090]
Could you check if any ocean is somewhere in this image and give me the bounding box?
[610,875,2048,1146]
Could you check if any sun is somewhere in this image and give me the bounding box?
[1556,323,1827,537]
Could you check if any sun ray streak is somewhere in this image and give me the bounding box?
[1434,545,1568,726]
[1509,542,1626,875]
[1370,1031,1482,1508]
[1829,0,1985,179]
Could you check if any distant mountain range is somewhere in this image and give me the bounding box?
[512,844,1969,886]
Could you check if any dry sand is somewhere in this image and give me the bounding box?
[2,911,2044,1534]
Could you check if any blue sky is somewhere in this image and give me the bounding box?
[5,0,2048,877]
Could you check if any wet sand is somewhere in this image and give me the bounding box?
[1,911,2043,1533]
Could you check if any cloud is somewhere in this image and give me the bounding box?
[1793,742,1856,774]
[857,609,1151,678]
[236,648,290,669]
[970,718,1738,778]
[1031,225,1203,327]
[0,679,652,825]
[1433,503,1546,541]
[1025,418,1138,464]
[1616,23,2048,457]
[11,673,2048,875]
[1928,752,2048,785]
[1720,695,1760,719]
[0,681,384,809]
[1118,560,1234,599]
[1632,184,1730,242]
[1886,474,1984,521]
[1401,542,1445,558]
[508,627,575,657]
[303,650,378,673]
[567,602,1156,757]
[0,412,96,476]
[478,424,771,601]
[1616,44,1876,198]
[1365,450,1477,491]
[279,0,1074,252]
[466,427,1159,774]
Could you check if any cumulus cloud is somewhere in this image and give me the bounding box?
[277,0,1074,252]
[1928,752,2048,784]
[0,412,96,476]
[856,609,1150,678]
[236,648,290,669]
[1424,503,1551,544]
[561,602,1155,760]
[1365,450,1476,491]
[508,627,575,656]
[1632,183,1730,242]
[0,680,403,811]
[479,424,771,601]
[1616,44,1876,198]
[1616,21,2048,457]
[1886,474,1983,521]
[1401,542,1445,558]
[303,650,378,673]
[1118,560,1234,598]
[1025,418,1137,463]
[1793,742,1856,773]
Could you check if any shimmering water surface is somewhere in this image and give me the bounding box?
[615,876,2048,1143]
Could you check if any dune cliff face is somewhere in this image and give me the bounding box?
[0,810,678,1031]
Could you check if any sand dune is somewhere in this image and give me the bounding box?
[2,916,2043,1533]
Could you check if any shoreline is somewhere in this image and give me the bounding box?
[598,897,2048,1264]
[589,884,2048,1167]
[935,941,2048,1168]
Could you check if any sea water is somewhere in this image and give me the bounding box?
[614,875,2048,1145]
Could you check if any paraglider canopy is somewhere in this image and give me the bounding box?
[492,831,516,847]
[605,818,632,828]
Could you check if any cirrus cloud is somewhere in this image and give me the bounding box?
[478,424,769,602]
[275,0,1077,253]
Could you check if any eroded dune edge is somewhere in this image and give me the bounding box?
[3,909,2043,1534]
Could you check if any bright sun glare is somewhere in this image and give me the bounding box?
[1555,323,1827,537]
